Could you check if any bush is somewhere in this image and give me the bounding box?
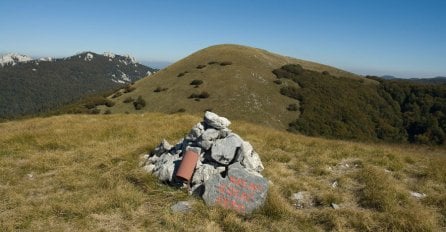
[177,108,186,113]
[177,71,188,77]
[220,61,232,66]
[287,103,298,111]
[189,91,210,99]
[154,87,168,92]
[123,97,134,103]
[104,110,111,114]
[133,96,146,110]
[111,92,122,98]
[196,64,206,69]
[190,80,203,86]
[280,86,302,101]
[199,91,210,98]
[124,85,136,93]
[282,64,303,75]
[322,71,330,75]
[273,79,282,85]
[208,61,218,65]
[89,108,100,114]
[105,100,115,107]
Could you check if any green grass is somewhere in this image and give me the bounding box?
[0,113,445,231]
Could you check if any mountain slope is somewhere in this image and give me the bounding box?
[104,44,369,130]
[0,52,156,118]
[104,44,444,144]
[0,113,445,231]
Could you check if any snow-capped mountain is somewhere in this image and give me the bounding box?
[0,51,157,118]
[0,53,33,67]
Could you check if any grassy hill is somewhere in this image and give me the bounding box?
[1,113,445,231]
[101,44,444,145]
[102,44,367,130]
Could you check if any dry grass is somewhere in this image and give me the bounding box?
[101,44,370,130]
[0,113,445,231]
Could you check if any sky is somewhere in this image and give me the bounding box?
[0,0,445,78]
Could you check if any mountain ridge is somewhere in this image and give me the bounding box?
[102,44,445,145]
[0,52,157,118]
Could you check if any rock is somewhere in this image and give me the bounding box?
[211,134,243,165]
[331,181,338,188]
[219,128,232,138]
[290,191,313,209]
[240,141,264,173]
[410,191,426,199]
[171,201,194,213]
[142,164,156,173]
[204,111,231,129]
[331,203,340,209]
[186,122,205,141]
[192,164,223,185]
[198,128,220,150]
[202,163,268,214]
[152,139,173,156]
[152,153,181,182]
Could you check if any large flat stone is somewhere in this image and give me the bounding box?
[202,163,268,214]
[204,111,231,129]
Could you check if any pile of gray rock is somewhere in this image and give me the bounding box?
[141,112,268,214]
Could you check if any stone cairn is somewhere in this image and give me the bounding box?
[141,112,268,214]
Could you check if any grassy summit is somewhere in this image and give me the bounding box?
[100,44,444,145]
[102,44,365,130]
[1,113,445,231]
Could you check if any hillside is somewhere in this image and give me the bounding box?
[0,113,445,231]
[103,44,369,130]
[0,52,156,118]
[102,44,444,144]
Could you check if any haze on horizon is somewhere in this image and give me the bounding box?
[0,0,445,78]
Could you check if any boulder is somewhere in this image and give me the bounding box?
[151,139,173,156]
[171,201,194,213]
[202,163,268,214]
[152,153,181,182]
[198,128,220,150]
[240,141,264,172]
[210,134,243,165]
[204,111,231,129]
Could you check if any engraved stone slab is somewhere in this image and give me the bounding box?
[202,163,268,214]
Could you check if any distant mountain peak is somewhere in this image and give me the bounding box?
[0,53,33,67]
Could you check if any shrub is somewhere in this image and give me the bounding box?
[104,110,111,114]
[133,96,146,110]
[111,92,122,98]
[123,97,134,103]
[282,64,303,75]
[199,91,210,98]
[273,79,282,85]
[89,108,100,114]
[105,100,115,107]
[280,86,302,101]
[190,80,203,86]
[196,64,206,69]
[287,103,298,111]
[220,61,232,66]
[322,71,330,75]
[177,108,186,113]
[189,91,210,99]
[124,85,136,93]
[208,61,218,65]
[154,87,168,92]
